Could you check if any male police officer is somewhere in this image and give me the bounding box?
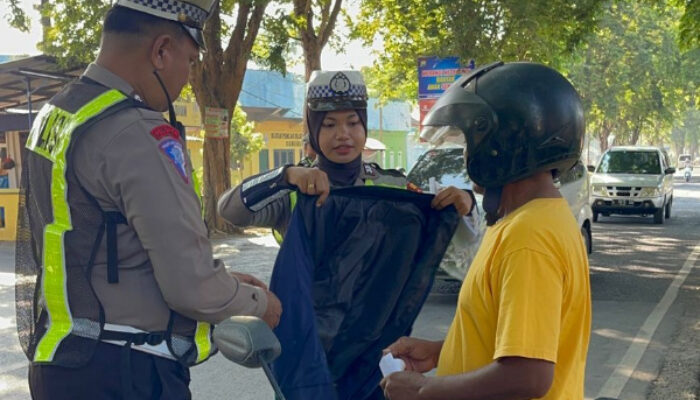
[18,1,281,399]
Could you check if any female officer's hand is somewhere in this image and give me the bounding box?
[431,186,474,216]
[285,167,331,207]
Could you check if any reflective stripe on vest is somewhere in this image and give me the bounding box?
[192,169,203,209]
[363,179,404,189]
[27,89,214,364]
[191,182,213,363]
[194,322,212,363]
[26,90,128,362]
[272,191,297,245]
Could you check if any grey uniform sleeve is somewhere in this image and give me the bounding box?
[218,167,294,233]
[93,116,267,324]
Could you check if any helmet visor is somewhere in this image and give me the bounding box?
[419,125,466,147]
[421,90,497,155]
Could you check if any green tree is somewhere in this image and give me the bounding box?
[230,105,264,183]
[254,0,345,81]
[566,2,698,151]
[352,0,606,102]
[670,0,700,51]
[27,0,272,234]
[670,109,700,158]
[2,0,30,31]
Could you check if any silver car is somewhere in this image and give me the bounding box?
[407,146,594,281]
[590,146,675,224]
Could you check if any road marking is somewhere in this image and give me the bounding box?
[596,241,700,399]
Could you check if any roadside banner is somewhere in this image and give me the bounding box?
[418,57,474,128]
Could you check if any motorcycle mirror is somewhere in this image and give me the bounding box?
[213,316,281,368]
[214,316,287,400]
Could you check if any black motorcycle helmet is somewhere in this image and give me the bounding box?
[422,61,585,190]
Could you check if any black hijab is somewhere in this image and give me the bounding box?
[306,108,368,187]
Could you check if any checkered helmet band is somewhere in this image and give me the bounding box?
[116,0,213,29]
[306,70,368,111]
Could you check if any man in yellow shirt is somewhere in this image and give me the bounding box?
[381,61,591,400]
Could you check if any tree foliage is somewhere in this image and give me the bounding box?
[566,2,699,152]
[230,104,264,175]
[352,0,606,102]
[2,0,31,31]
[37,0,110,67]
[253,0,345,80]
[672,0,700,51]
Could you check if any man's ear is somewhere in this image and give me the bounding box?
[150,34,173,70]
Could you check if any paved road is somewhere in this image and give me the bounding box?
[0,177,698,399]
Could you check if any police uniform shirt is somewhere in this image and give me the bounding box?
[72,63,267,333]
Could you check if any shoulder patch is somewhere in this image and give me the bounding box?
[371,162,406,178]
[150,124,180,142]
[363,163,377,176]
[159,138,189,184]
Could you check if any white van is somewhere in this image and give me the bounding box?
[590,146,675,224]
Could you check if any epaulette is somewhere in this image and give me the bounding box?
[368,162,406,178]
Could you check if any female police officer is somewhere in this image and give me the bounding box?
[218,70,475,237]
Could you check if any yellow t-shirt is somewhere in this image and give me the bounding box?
[437,197,591,399]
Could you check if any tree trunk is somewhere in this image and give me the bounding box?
[598,122,613,152]
[188,0,267,236]
[295,0,343,137]
[630,117,643,145]
[202,126,233,232]
[304,41,323,81]
[301,41,322,135]
[40,0,50,42]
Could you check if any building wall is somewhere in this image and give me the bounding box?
[174,99,202,128]
[368,130,409,170]
[177,98,306,186]
[249,120,304,178]
[0,131,24,241]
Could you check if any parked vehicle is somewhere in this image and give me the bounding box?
[678,154,692,166]
[589,146,675,224]
[407,146,593,281]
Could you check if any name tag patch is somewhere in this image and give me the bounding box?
[159,138,189,184]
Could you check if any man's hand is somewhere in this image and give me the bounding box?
[260,290,282,329]
[230,272,267,290]
[384,337,443,373]
[380,371,431,400]
[285,167,331,206]
[431,186,473,216]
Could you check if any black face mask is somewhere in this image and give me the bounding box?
[153,70,186,141]
[306,109,368,187]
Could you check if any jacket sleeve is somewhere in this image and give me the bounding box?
[90,116,268,324]
[217,166,294,233]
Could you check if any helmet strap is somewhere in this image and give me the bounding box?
[153,70,186,141]
[483,186,503,226]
